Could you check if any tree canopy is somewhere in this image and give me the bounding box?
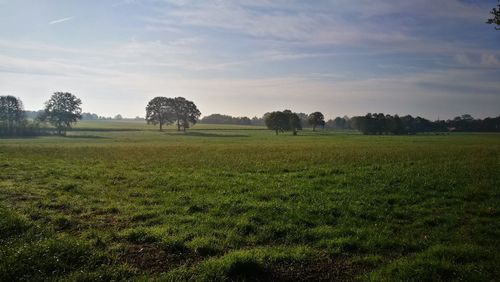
[173,97,201,132]
[265,110,302,135]
[0,95,26,136]
[145,96,201,132]
[145,97,175,131]
[39,92,82,135]
[308,112,325,131]
[487,1,500,29]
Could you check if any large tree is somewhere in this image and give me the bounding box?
[145,96,201,132]
[145,97,175,131]
[265,111,288,135]
[0,95,26,135]
[308,112,325,131]
[40,92,82,135]
[172,97,201,132]
[487,0,500,29]
[265,110,302,135]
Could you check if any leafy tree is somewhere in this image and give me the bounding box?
[0,95,26,135]
[114,114,123,120]
[145,96,201,132]
[487,0,500,29]
[145,97,175,131]
[265,110,302,135]
[285,110,302,135]
[39,92,82,135]
[265,111,289,135]
[308,112,325,131]
[172,97,201,132]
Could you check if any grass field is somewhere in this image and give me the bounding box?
[1,121,499,281]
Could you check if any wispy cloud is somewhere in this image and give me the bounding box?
[49,17,74,25]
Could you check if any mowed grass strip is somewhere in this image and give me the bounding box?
[0,125,499,281]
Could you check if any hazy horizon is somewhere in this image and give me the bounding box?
[1,0,499,120]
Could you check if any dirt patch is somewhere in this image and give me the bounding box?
[119,243,202,273]
[269,257,366,282]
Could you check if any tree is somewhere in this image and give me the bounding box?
[172,97,201,132]
[333,117,346,129]
[0,95,26,135]
[265,111,289,135]
[285,110,302,135]
[265,110,302,135]
[114,114,123,120]
[487,0,500,30]
[40,92,82,135]
[145,96,201,132]
[145,97,175,131]
[308,112,325,131]
[295,112,309,128]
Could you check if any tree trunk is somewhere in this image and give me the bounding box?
[312,125,316,132]
[160,122,163,131]
[177,120,180,131]
[275,130,278,135]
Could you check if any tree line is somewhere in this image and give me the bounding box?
[349,113,500,135]
[200,114,253,125]
[198,112,500,135]
[1,93,499,137]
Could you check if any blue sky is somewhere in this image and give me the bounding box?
[0,0,499,119]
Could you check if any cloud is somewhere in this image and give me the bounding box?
[454,53,500,68]
[147,0,488,49]
[49,17,74,25]
[112,0,138,7]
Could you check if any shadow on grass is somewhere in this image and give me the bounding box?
[0,136,40,139]
[167,131,249,138]
[70,128,142,132]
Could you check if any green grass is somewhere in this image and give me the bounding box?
[1,122,499,281]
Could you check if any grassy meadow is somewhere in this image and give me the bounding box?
[1,120,499,281]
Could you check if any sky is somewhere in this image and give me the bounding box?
[0,0,499,120]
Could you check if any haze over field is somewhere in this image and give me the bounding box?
[0,0,499,119]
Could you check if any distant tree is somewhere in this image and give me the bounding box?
[285,110,302,135]
[265,110,302,135]
[295,112,309,128]
[114,114,123,120]
[172,97,201,132]
[39,92,82,135]
[239,116,252,125]
[265,111,289,135]
[0,95,26,135]
[251,116,265,126]
[81,112,99,120]
[487,0,500,29]
[145,97,175,131]
[308,112,325,131]
[200,114,252,125]
[333,117,346,129]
